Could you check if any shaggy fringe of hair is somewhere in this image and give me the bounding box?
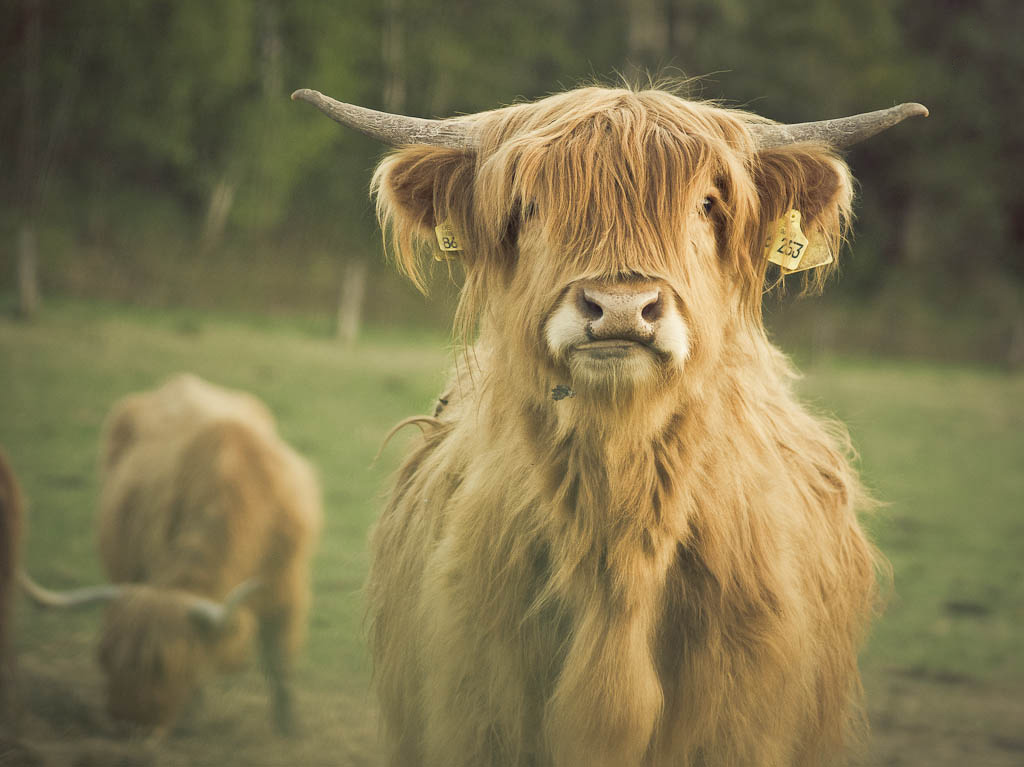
[372,83,852,345]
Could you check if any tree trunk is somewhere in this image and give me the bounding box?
[17,224,40,318]
[16,0,41,319]
[382,0,406,114]
[336,260,368,348]
[200,177,236,251]
[260,0,283,101]
[331,0,406,346]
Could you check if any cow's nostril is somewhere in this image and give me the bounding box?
[577,291,604,320]
[641,293,663,323]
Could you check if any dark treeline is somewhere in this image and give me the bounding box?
[0,0,1021,349]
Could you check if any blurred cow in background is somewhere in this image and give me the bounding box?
[295,84,925,766]
[22,374,322,736]
[0,449,24,718]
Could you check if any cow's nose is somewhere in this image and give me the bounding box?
[576,283,663,341]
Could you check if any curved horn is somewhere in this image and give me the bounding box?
[291,89,476,150]
[19,569,124,609]
[187,578,263,634]
[750,103,929,150]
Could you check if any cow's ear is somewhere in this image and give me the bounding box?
[372,146,476,292]
[752,145,853,289]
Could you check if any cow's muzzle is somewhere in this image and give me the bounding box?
[574,280,663,347]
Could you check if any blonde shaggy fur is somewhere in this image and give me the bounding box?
[95,374,322,732]
[367,86,880,766]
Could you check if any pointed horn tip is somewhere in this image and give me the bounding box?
[901,102,929,119]
[290,88,320,104]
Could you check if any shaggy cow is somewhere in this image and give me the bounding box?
[295,84,925,766]
[21,374,321,735]
[0,449,24,716]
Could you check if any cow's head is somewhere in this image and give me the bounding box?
[295,86,925,404]
[96,586,257,730]
[19,573,261,731]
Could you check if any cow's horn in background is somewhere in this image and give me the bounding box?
[291,89,475,149]
[749,103,929,149]
[186,578,264,634]
[19,570,124,608]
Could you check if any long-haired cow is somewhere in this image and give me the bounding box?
[296,84,925,766]
[0,449,24,715]
[22,374,321,734]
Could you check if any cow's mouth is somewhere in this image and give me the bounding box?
[573,339,649,359]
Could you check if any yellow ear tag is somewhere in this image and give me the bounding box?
[766,209,810,270]
[765,209,833,274]
[434,218,462,260]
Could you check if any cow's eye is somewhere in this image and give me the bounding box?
[700,197,714,216]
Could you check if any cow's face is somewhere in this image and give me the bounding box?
[511,169,729,395]
[374,88,853,401]
[97,586,263,732]
[516,195,720,397]
[98,593,206,729]
[543,275,691,390]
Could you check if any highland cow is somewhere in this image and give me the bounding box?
[295,84,925,766]
[21,374,322,735]
[0,449,24,716]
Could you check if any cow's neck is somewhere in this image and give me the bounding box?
[482,336,774,546]
[489,366,703,551]
[475,326,781,537]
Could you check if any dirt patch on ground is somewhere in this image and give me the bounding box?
[4,656,380,767]
[857,669,1024,767]
[5,656,1022,766]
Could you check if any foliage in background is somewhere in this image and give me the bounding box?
[0,0,1020,354]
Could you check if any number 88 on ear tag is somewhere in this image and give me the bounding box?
[766,209,810,270]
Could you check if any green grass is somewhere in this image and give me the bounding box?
[798,360,1024,683]
[2,301,449,696]
[2,300,1021,764]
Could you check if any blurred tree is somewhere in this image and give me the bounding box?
[335,0,404,346]
[0,0,1017,348]
[897,0,1024,283]
[15,0,41,319]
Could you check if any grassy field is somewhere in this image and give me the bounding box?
[2,301,1021,766]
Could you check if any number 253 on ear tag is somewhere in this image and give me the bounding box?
[765,209,833,273]
[766,209,810,270]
